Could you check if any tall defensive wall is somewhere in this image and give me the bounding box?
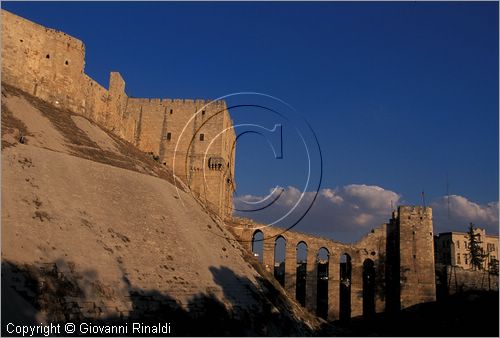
[1,9,235,217]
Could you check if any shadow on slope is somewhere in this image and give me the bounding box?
[1,83,335,336]
[2,260,320,336]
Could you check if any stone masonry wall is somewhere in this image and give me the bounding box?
[124,97,235,216]
[1,10,133,139]
[442,266,499,294]
[1,9,86,115]
[1,9,235,218]
[393,206,436,308]
[228,219,388,321]
[229,206,437,320]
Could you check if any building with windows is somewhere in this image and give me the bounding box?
[435,228,499,271]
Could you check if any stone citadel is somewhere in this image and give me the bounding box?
[1,9,235,218]
[1,9,439,322]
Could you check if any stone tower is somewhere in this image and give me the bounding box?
[386,206,436,311]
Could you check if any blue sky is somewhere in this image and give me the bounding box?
[3,2,498,241]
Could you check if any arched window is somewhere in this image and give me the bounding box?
[274,236,286,286]
[251,230,264,262]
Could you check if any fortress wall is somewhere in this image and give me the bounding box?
[80,74,110,127]
[222,110,237,215]
[1,10,86,114]
[184,101,226,209]
[354,224,388,313]
[1,10,132,139]
[125,98,219,157]
[1,9,235,218]
[126,98,166,153]
[123,96,235,216]
[108,72,130,137]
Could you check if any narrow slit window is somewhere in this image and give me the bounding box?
[199,133,205,141]
[170,109,173,114]
[166,132,171,141]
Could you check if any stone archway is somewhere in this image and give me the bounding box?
[251,230,264,262]
[316,247,330,319]
[274,236,286,287]
[339,253,352,321]
[363,259,376,318]
[296,241,308,306]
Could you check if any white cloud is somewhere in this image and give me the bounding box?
[235,185,499,243]
[343,184,401,210]
[320,189,343,204]
[431,195,499,234]
[234,184,401,243]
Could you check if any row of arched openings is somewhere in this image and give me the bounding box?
[251,230,376,320]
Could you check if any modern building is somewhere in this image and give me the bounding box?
[435,228,499,271]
